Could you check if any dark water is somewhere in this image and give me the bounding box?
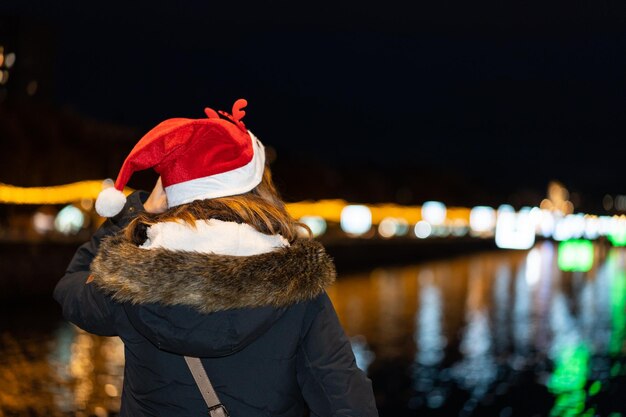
[2,242,626,416]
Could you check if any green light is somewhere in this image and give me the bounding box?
[548,345,590,393]
[611,363,621,377]
[548,343,590,417]
[583,408,596,417]
[549,250,626,417]
[557,240,594,272]
[609,254,626,356]
[608,227,626,246]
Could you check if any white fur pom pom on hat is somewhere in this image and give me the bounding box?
[95,186,127,217]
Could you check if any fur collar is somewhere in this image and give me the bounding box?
[90,228,336,313]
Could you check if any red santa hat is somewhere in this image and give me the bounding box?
[95,98,266,217]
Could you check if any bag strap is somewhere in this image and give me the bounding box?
[184,356,229,417]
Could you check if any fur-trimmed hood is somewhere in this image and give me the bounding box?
[90,222,336,314]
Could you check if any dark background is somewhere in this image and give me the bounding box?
[0,0,625,210]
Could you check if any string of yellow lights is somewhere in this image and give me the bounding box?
[0,181,471,224]
[0,181,132,205]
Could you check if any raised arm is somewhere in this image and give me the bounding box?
[53,191,147,335]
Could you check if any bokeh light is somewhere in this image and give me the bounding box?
[469,206,496,234]
[299,215,327,237]
[494,205,535,250]
[414,221,432,239]
[54,205,85,235]
[421,201,446,226]
[340,205,372,236]
[33,210,55,234]
[557,240,594,272]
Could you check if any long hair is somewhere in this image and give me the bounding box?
[125,166,310,245]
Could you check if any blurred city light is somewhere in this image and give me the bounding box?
[0,46,15,90]
[535,208,556,238]
[54,205,85,235]
[553,214,586,241]
[4,52,15,68]
[350,336,375,373]
[287,199,346,223]
[414,221,432,239]
[494,205,535,250]
[469,206,496,235]
[299,215,327,237]
[340,205,372,236]
[430,225,450,238]
[540,181,574,215]
[598,216,614,236]
[450,219,468,237]
[0,181,130,204]
[421,201,446,226]
[525,247,542,286]
[0,180,621,248]
[607,219,626,247]
[376,217,410,238]
[557,240,594,272]
[378,217,399,238]
[394,218,410,236]
[369,204,422,224]
[583,215,600,240]
[80,198,94,211]
[547,344,590,416]
[33,210,55,234]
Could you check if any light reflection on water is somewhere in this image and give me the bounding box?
[0,321,125,416]
[1,242,626,416]
[331,242,626,416]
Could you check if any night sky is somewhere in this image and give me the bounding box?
[1,0,625,209]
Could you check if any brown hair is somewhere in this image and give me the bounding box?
[125,167,310,245]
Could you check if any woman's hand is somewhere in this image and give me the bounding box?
[143,177,168,214]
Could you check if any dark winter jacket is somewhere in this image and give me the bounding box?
[53,191,378,417]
